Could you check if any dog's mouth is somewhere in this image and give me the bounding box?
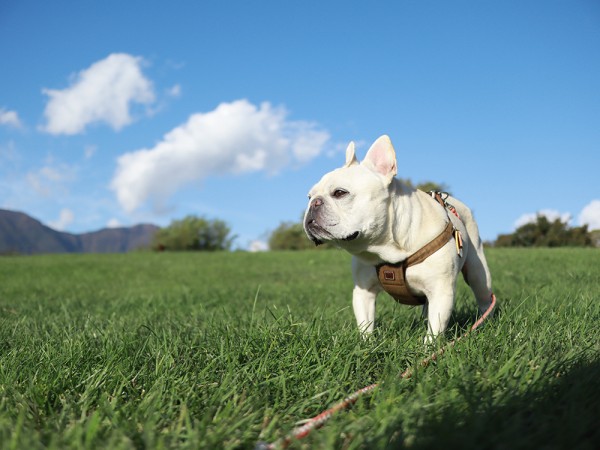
[342,231,360,242]
[306,220,359,246]
[305,219,328,246]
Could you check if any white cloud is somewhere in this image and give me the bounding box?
[514,209,572,229]
[106,218,122,228]
[26,160,76,197]
[0,108,22,128]
[0,140,18,163]
[110,99,329,213]
[249,240,269,252]
[26,173,45,195]
[84,145,97,159]
[578,200,600,230]
[49,208,75,231]
[41,53,155,135]
[39,166,66,182]
[167,84,181,97]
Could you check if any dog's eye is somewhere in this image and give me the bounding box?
[332,189,349,199]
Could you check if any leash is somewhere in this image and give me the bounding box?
[255,293,497,450]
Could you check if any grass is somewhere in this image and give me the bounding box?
[0,248,599,449]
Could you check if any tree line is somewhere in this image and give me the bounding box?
[494,215,594,247]
[151,216,235,251]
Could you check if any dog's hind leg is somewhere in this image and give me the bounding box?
[447,198,494,315]
[463,239,494,316]
[452,201,494,316]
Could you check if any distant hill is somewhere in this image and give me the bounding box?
[0,209,159,254]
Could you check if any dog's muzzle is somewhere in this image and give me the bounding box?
[305,197,325,245]
[304,218,323,246]
[304,196,359,245]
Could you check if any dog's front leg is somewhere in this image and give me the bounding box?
[352,286,377,335]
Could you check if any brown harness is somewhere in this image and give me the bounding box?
[375,192,461,306]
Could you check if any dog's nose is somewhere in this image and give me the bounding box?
[311,197,324,209]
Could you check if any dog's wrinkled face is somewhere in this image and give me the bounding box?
[304,136,398,250]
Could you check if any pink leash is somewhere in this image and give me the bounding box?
[256,293,497,450]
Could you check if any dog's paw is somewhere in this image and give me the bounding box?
[423,334,436,346]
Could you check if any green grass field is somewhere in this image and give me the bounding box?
[1,248,599,449]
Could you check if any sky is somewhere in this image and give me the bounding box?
[1,0,599,250]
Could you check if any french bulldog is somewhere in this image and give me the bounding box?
[304,135,494,340]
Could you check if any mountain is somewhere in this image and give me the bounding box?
[77,225,160,253]
[0,209,159,254]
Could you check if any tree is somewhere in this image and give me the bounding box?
[495,215,592,247]
[152,215,236,251]
[398,178,450,194]
[268,221,317,250]
[590,230,600,248]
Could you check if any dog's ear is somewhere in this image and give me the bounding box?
[344,141,358,167]
[362,135,397,181]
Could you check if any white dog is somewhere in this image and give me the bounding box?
[304,135,494,340]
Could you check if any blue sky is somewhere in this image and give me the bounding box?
[1,1,599,249]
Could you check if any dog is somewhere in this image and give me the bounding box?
[304,135,494,340]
